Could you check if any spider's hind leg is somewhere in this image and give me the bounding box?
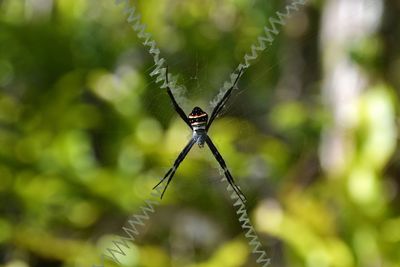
[205,136,247,203]
[153,138,196,199]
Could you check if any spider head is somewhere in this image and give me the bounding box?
[188,106,208,127]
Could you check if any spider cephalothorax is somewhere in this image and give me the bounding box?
[153,67,246,202]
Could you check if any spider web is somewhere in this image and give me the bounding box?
[109,0,304,265]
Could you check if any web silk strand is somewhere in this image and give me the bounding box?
[221,177,271,267]
[115,0,189,108]
[210,0,307,108]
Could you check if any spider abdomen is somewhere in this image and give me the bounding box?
[188,106,208,126]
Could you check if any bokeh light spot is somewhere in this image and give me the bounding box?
[118,146,144,174]
[135,118,163,146]
[348,168,377,205]
[67,201,99,228]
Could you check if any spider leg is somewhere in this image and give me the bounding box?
[153,137,196,198]
[165,66,192,129]
[205,136,247,203]
[206,68,244,131]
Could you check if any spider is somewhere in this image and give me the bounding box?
[153,67,247,203]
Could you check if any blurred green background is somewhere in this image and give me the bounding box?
[0,0,399,267]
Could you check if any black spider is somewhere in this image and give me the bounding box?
[153,67,246,202]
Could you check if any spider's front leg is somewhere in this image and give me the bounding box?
[206,68,244,131]
[165,66,192,129]
[153,137,196,199]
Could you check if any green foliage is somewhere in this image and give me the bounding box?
[0,1,399,267]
